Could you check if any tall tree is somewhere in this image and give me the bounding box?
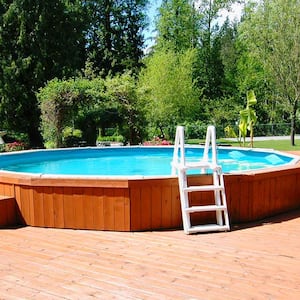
[0,0,87,146]
[156,0,200,52]
[238,0,300,145]
[85,0,148,76]
[196,0,234,99]
[139,48,200,139]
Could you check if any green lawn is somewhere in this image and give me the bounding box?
[186,138,300,151]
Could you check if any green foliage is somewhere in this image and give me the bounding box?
[139,48,200,139]
[182,120,208,139]
[105,72,145,144]
[4,141,27,152]
[97,135,124,143]
[38,72,144,148]
[196,0,234,99]
[238,0,300,145]
[63,127,82,139]
[85,0,148,76]
[239,90,257,147]
[156,0,200,52]
[0,0,87,146]
[37,78,105,148]
[224,125,237,139]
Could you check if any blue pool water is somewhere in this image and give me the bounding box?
[0,147,297,176]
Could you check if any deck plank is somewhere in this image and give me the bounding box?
[0,210,300,299]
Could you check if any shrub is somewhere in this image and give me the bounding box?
[97,135,124,143]
[5,141,26,152]
[143,136,172,146]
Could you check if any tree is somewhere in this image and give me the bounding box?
[0,0,87,146]
[238,0,300,145]
[38,78,105,148]
[85,0,148,77]
[156,0,200,52]
[138,48,200,139]
[219,18,239,96]
[196,0,234,99]
[105,72,145,144]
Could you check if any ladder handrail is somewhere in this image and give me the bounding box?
[172,125,218,174]
[171,126,185,175]
[203,125,217,165]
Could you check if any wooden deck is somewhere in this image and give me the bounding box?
[1,209,300,299]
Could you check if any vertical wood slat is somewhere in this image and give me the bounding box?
[0,183,14,197]
[0,182,16,226]
[0,197,16,226]
[130,187,141,231]
[32,187,44,227]
[140,186,152,230]
[14,185,24,224]
[161,185,172,228]
[63,187,76,229]
[18,186,33,225]
[151,186,162,229]
[171,184,181,228]
[84,188,97,230]
[103,189,115,230]
[53,187,65,228]
[91,188,104,230]
[73,187,85,229]
[113,188,130,231]
[43,187,54,228]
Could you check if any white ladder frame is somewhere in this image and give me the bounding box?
[171,126,230,234]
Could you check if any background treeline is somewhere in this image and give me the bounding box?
[0,0,299,148]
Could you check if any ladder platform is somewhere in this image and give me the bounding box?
[187,224,230,234]
[185,205,227,213]
[184,185,224,192]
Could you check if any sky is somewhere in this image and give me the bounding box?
[144,0,162,49]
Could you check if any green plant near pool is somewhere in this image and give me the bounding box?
[97,135,125,143]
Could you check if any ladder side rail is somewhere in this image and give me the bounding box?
[171,126,186,175]
[218,171,230,228]
[203,125,218,165]
[178,126,186,166]
[172,126,182,175]
[178,169,191,233]
[213,169,224,226]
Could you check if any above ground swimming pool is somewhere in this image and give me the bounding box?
[0,146,300,232]
[0,146,298,176]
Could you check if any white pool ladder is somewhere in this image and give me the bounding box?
[171,125,230,234]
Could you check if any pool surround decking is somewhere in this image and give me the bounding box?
[1,150,300,231]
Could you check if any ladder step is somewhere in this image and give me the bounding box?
[187,224,230,234]
[184,185,224,192]
[184,162,219,170]
[174,162,221,171]
[185,205,227,213]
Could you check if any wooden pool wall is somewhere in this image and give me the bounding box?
[1,163,300,230]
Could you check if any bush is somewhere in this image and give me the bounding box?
[5,141,26,152]
[97,135,124,143]
[63,127,83,147]
[143,136,172,146]
[183,121,208,139]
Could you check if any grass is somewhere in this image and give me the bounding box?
[186,137,300,151]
